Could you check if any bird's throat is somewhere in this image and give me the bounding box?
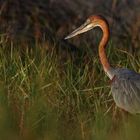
[97,20,111,79]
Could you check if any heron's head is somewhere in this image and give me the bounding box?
[65,15,108,39]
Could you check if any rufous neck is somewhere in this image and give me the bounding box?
[97,19,111,74]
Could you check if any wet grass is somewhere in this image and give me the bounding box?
[0,38,140,140]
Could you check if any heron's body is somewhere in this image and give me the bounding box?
[110,68,140,114]
[65,15,140,114]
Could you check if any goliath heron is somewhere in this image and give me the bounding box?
[65,15,140,114]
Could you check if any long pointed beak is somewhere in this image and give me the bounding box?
[65,20,93,40]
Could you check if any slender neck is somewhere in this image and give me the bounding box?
[97,20,111,76]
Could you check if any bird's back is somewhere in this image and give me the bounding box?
[110,68,140,114]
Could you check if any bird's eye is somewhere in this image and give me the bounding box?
[86,19,91,23]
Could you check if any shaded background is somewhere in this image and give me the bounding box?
[0,0,140,51]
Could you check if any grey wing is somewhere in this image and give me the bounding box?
[111,70,140,114]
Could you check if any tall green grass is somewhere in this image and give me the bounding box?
[0,39,140,140]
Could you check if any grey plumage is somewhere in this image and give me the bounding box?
[110,68,140,114]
